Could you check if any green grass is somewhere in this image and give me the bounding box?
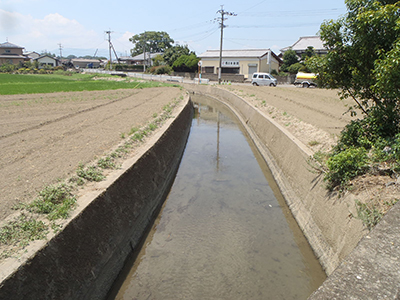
[0,73,177,95]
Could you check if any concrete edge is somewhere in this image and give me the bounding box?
[0,96,194,300]
[186,84,400,299]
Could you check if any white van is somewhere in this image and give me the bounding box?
[251,73,277,87]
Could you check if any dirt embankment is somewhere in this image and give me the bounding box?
[221,85,400,218]
[0,87,184,222]
[221,85,354,151]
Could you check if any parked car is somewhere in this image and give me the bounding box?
[251,72,277,86]
[294,72,317,88]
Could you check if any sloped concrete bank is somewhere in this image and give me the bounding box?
[184,84,400,298]
[0,98,193,300]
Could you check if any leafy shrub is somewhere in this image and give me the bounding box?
[287,62,304,74]
[172,53,200,72]
[325,147,369,189]
[115,64,144,71]
[334,119,371,153]
[0,63,16,73]
[149,65,172,75]
[270,69,278,76]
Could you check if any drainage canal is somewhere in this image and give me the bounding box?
[108,94,326,299]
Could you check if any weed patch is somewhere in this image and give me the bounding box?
[76,164,105,183]
[26,183,77,220]
[0,214,48,247]
[355,200,383,230]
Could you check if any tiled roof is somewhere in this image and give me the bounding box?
[199,49,271,58]
[281,36,326,52]
[0,42,24,49]
[129,52,163,60]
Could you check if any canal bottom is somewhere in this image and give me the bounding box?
[108,95,326,299]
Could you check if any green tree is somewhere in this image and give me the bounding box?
[287,62,304,74]
[307,0,400,139]
[163,45,193,66]
[172,53,200,72]
[281,48,299,72]
[129,31,174,56]
[152,54,165,67]
[301,46,316,61]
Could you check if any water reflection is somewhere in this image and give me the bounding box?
[109,95,326,300]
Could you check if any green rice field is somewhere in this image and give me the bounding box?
[0,73,175,95]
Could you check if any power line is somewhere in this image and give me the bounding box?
[238,8,345,17]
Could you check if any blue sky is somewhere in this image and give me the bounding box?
[0,0,347,58]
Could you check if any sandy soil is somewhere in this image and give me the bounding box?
[0,87,184,221]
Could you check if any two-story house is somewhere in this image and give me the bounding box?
[0,41,29,66]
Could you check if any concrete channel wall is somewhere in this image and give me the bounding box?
[0,98,193,299]
[184,84,400,299]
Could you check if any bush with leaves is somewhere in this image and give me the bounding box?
[149,65,172,75]
[172,53,200,72]
[324,147,369,189]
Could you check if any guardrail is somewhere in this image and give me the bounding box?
[81,69,210,84]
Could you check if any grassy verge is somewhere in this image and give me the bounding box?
[0,73,178,95]
[0,94,184,259]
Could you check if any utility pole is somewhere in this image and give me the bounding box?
[216,5,236,84]
[106,30,112,70]
[143,31,146,73]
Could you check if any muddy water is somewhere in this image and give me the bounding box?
[109,95,326,300]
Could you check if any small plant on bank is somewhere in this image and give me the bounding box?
[26,183,77,220]
[129,127,139,135]
[308,140,320,147]
[0,214,48,247]
[97,156,117,169]
[76,163,105,183]
[355,200,383,231]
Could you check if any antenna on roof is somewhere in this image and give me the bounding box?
[58,43,63,58]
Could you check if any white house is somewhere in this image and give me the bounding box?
[34,55,61,69]
[198,49,281,79]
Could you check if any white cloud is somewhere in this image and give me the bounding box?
[118,31,134,43]
[0,9,102,52]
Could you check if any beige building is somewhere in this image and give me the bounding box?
[0,41,28,66]
[198,49,281,79]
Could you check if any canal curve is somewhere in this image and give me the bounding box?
[108,94,326,299]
